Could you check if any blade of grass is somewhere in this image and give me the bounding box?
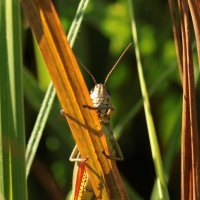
[0,1,7,196]
[151,107,181,199]
[0,0,27,199]
[33,36,51,90]
[21,0,129,199]
[25,0,90,177]
[168,0,183,81]
[127,0,170,199]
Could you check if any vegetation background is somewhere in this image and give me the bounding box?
[14,0,198,199]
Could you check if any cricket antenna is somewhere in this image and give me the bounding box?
[104,43,132,85]
[77,58,97,85]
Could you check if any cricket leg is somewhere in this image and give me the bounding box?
[102,125,124,161]
[61,110,89,162]
[60,109,67,117]
[83,105,97,110]
[69,146,89,162]
[109,134,124,161]
[83,105,113,110]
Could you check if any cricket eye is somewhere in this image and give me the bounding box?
[90,88,94,94]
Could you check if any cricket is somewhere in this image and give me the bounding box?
[61,43,131,200]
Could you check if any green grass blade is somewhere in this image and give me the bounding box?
[151,109,181,199]
[0,0,27,199]
[33,36,51,90]
[26,0,90,177]
[0,1,7,196]
[127,0,170,199]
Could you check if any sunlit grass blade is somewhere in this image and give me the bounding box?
[0,0,27,199]
[151,108,181,199]
[127,0,170,199]
[33,36,51,90]
[21,0,128,199]
[25,0,90,177]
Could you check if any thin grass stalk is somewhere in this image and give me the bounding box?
[168,0,183,81]
[127,0,170,199]
[188,0,200,69]
[151,108,181,199]
[25,0,90,177]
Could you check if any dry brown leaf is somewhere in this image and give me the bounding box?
[168,0,200,199]
[179,0,200,199]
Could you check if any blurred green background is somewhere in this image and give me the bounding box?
[22,0,193,199]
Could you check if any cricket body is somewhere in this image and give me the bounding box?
[67,43,131,200]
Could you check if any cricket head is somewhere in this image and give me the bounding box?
[81,43,131,123]
[90,83,112,124]
[81,43,131,113]
[90,83,110,100]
